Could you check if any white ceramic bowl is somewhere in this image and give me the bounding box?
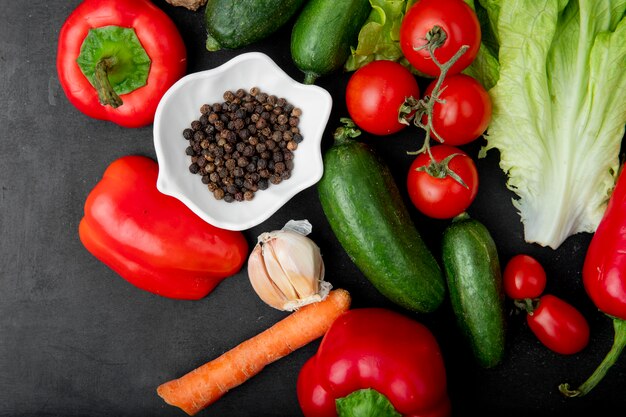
[153,52,332,231]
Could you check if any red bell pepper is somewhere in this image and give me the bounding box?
[297,309,450,417]
[560,165,626,397]
[79,156,248,299]
[57,0,186,128]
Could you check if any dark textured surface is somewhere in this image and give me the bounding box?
[0,1,624,416]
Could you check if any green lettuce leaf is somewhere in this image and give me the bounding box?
[482,0,626,248]
[345,0,417,72]
[463,0,501,89]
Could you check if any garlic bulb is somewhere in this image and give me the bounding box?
[248,220,331,311]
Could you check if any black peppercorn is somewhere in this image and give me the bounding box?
[223,91,235,102]
[225,159,236,171]
[184,87,302,202]
[213,189,225,200]
[274,162,286,173]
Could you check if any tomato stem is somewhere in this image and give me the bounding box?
[402,39,469,170]
[559,318,626,397]
[413,25,448,58]
[94,57,123,108]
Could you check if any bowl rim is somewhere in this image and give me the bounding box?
[153,52,333,231]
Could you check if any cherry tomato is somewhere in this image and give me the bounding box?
[407,145,478,219]
[503,254,547,300]
[423,74,492,146]
[527,295,590,355]
[345,60,420,136]
[399,0,481,77]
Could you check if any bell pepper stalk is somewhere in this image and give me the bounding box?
[57,0,186,128]
[297,308,450,417]
[79,156,248,300]
[560,164,626,397]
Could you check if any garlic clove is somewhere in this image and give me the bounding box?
[247,244,289,309]
[269,230,323,298]
[261,239,300,301]
[247,220,332,311]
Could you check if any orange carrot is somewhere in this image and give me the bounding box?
[157,288,351,415]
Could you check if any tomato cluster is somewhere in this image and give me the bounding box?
[503,255,590,355]
[344,0,491,220]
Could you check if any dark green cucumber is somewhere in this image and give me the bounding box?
[317,122,445,313]
[204,0,306,51]
[441,213,506,368]
[291,0,371,84]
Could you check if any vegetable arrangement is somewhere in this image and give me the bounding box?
[504,255,589,355]
[53,0,626,414]
[158,289,352,415]
[57,0,187,127]
[560,165,626,397]
[474,0,626,249]
[297,308,450,417]
[291,0,372,84]
[79,156,248,299]
[317,120,445,314]
[441,213,506,368]
[204,0,306,51]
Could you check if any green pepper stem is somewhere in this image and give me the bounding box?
[333,118,362,144]
[559,318,626,397]
[94,57,123,108]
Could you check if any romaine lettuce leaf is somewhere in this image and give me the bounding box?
[482,0,626,248]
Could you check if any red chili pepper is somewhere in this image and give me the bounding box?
[297,309,450,417]
[79,156,248,299]
[559,165,626,397]
[57,0,186,128]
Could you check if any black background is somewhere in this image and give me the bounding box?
[1,1,624,416]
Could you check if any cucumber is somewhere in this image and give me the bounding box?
[291,0,371,84]
[317,120,445,313]
[204,0,306,51]
[441,213,506,368]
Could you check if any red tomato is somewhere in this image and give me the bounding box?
[503,254,547,300]
[407,145,478,219]
[399,0,481,77]
[527,295,590,355]
[424,74,492,146]
[346,60,420,136]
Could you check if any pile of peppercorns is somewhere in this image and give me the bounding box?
[183,87,303,203]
